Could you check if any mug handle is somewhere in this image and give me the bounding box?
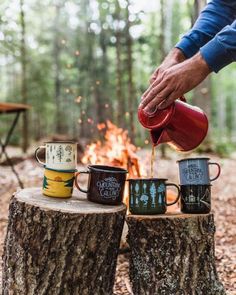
[75,171,90,193]
[35,146,46,166]
[209,162,221,182]
[165,183,180,206]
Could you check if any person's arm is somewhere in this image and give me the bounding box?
[141,17,236,113]
[149,0,236,84]
[176,0,236,58]
[140,0,236,113]
[200,20,236,72]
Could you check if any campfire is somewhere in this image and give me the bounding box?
[82,121,143,178]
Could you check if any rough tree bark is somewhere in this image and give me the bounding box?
[2,188,126,295]
[126,213,225,295]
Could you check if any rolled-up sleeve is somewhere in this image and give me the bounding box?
[175,0,236,59]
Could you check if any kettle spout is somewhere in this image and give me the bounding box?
[150,129,170,146]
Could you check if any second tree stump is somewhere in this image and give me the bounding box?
[126,213,225,295]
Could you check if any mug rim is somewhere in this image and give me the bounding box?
[88,164,128,173]
[127,178,168,181]
[177,157,210,163]
[44,141,77,144]
[180,184,212,187]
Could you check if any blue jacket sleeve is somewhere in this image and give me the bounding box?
[200,20,236,72]
[175,0,236,61]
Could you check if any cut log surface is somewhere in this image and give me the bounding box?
[2,188,126,295]
[126,213,226,295]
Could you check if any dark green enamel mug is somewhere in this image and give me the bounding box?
[128,178,180,215]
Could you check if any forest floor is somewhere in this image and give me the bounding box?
[0,147,235,294]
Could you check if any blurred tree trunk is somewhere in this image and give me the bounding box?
[79,0,96,138]
[217,93,226,139]
[97,1,109,123]
[191,0,212,149]
[159,0,167,158]
[20,0,29,152]
[125,0,135,142]
[53,3,63,133]
[115,0,125,128]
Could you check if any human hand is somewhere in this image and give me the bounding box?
[150,48,186,84]
[140,52,211,113]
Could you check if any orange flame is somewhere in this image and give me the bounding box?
[82,121,144,178]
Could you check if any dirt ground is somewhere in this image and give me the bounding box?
[0,149,236,294]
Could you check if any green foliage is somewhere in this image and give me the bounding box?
[213,141,236,158]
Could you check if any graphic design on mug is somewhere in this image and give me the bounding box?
[35,141,77,171]
[130,184,134,207]
[97,177,121,200]
[42,169,75,198]
[56,145,64,162]
[128,179,180,215]
[140,183,149,207]
[200,188,210,208]
[65,145,72,155]
[135,183,139,207]
[184,189,199,205]
[150,183,156,208]
[157,183,165,205]
[183,164,203,182]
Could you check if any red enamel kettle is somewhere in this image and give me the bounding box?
[138,97,208,152]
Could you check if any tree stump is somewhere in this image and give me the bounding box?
[126,213,226,295]
[2,188,126,295]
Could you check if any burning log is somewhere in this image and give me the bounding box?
[2,188,126,294]
[126,213,226,295]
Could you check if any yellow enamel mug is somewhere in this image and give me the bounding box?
[43,168,75,198]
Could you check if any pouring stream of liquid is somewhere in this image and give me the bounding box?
[150,145,156,178]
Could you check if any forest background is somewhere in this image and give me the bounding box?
[1,0,236,154]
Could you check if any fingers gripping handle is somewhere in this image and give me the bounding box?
[75,171,89,193]
[166,183,180,206]
[209,162,221,182]
[35,146,46,166]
